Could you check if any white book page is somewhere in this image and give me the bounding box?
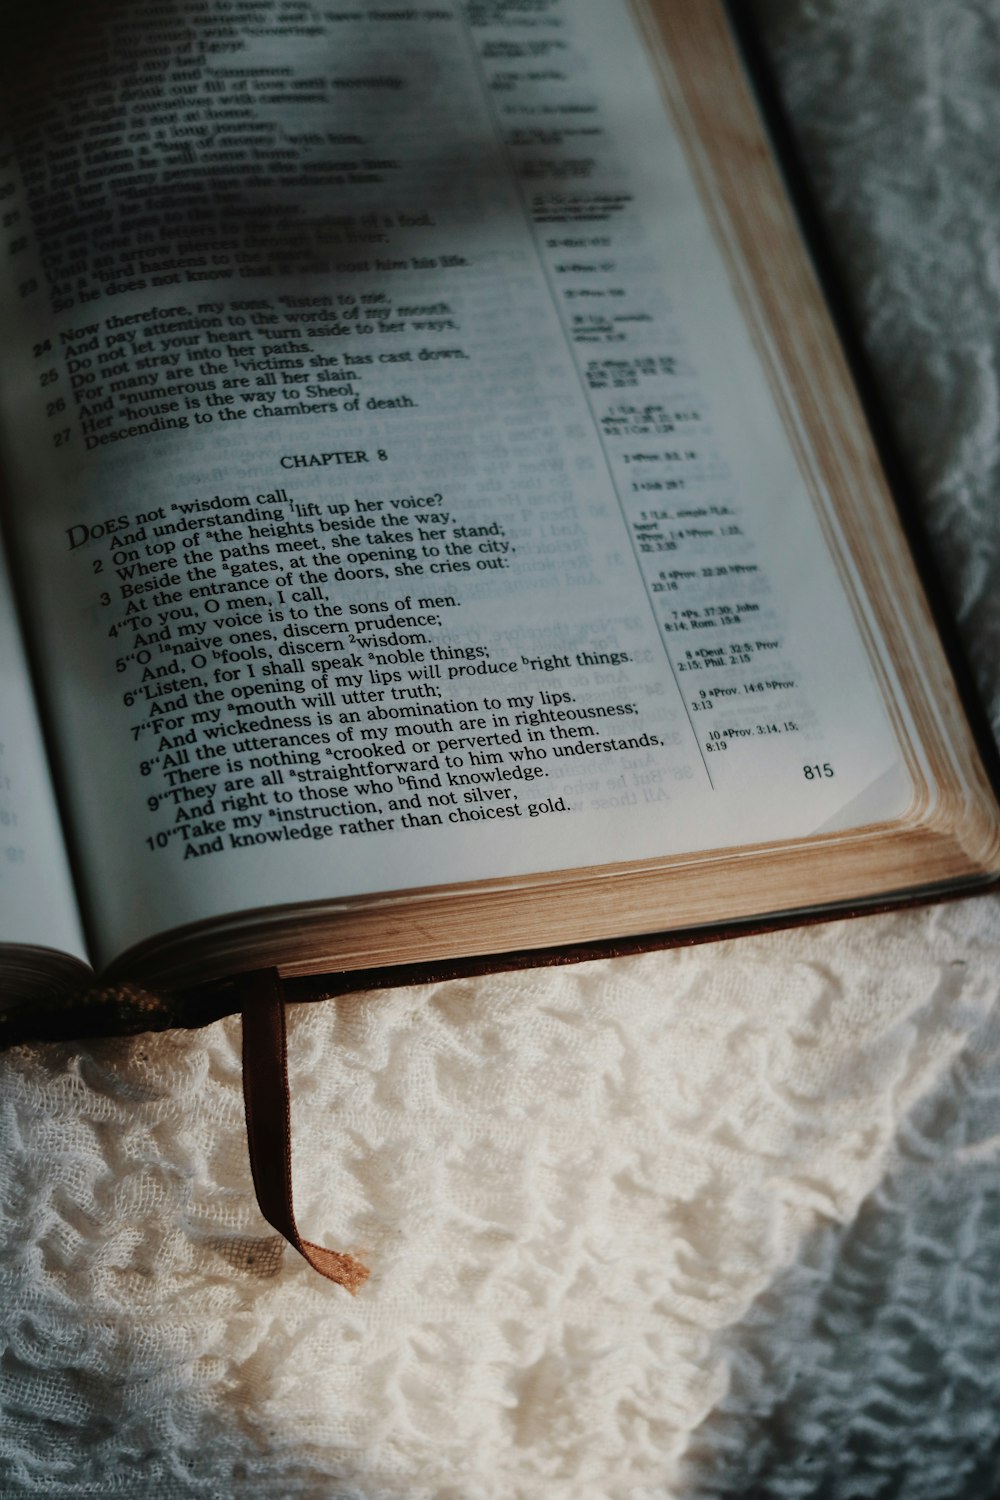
[0,531,87,961]
[0,0,913,967]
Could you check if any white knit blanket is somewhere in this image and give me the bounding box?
[3,4,999,1496]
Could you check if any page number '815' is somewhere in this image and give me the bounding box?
[803,762,835,780]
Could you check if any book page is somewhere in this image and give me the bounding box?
[0,0,914,966]
[0,530,87,962]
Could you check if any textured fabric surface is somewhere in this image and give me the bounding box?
[2,3,1000,1496]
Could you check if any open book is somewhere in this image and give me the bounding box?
[2,0,998,1031]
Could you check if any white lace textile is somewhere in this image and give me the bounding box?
[2,3,1000,1495]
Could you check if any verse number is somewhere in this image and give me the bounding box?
[803,763,835,780]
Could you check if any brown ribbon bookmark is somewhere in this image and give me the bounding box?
[241,969,370,1292]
